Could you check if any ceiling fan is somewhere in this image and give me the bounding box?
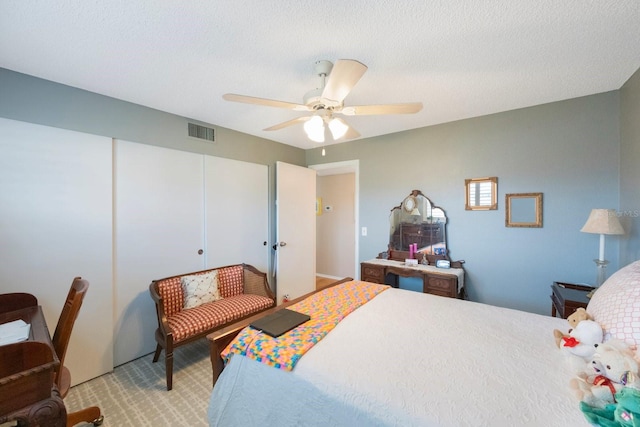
[223,59,423,143]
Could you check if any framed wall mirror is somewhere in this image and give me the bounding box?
[505,193,543,228]
[465,177,497,210]
[389,190,447,255]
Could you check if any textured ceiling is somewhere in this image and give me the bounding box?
[1,1,639,150]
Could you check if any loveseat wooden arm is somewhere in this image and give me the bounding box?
[149,283,172,344]
[242,263,275,300]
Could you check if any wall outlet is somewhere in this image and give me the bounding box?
[361,226,367,236]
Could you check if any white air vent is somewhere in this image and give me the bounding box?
[188,123,215,142]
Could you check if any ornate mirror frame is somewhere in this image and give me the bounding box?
[382,190,464,267]
[388,190,448,254]
[465,177,497,210]
[505,192,543,228]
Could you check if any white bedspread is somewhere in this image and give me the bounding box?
[208,287,590,426]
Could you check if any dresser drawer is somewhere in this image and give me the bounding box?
[361,264,385,284]
[424,276,456,298]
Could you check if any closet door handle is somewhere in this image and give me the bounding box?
[198,249,204,255]
[279,242,287,247]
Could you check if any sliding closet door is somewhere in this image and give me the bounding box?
[0,117,113,384]
[114,140,205,366]
[205,156,269,273]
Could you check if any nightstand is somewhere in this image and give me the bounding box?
[550,281,595,319]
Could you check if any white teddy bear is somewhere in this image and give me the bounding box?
[554,308,603,362]
[559,319,604,360]
[554,309,603,373]
[570,339,640,408]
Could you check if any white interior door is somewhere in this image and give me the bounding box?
[115,140,205,365]
[205,156,269,273]
[0,117,113,384]
[275,161,316,303]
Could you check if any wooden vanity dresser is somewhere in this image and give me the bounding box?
[361,253,464,299]
[366,190,465,299]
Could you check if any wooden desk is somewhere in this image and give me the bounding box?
[0,306,66,427]
[361,259,465,299]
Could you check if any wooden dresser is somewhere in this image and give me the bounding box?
[361,259,464,299]
[373,190,465,299]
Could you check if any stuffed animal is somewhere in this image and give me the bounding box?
[571,339,640,409]
[553,308,603,365]
[553,307,591,347]
[614,386,640,426]
[559,319,604,360]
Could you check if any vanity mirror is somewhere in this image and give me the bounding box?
[465,177,497,210]
[362,189,465,299]
[389,190,447,255]
[505,192,543,228]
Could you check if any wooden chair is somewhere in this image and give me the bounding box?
[0,292,37,314]
[52,277,104,426]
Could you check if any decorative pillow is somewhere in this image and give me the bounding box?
[218,265,244,298]
[587,260,640,355]
[181,270,220,309]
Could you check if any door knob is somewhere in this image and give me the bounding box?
[198,249,203,255]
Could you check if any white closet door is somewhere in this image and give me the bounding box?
[115,140,205,365]
[0,117,113,384]
[204,156,269,273]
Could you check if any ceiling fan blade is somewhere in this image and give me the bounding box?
[223,93,311,111]
[340,102,423,116]
[263,116,310,131]
[321,59,368,104]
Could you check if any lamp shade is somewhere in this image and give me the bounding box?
[328,117,348,140]
[580,209,624,235]
[303,116,325,143]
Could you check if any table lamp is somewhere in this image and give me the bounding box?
[580,208,624,287]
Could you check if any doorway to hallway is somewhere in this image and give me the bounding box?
[309,160,359,282]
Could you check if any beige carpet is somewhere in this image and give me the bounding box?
[65,340,212,426]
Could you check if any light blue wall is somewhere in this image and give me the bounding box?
[2,67,635,316]
[307,92,622,315]
[620,67,640,266]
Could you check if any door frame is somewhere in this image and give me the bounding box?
[308,160,360,280]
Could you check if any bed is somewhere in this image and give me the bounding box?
[207,279,601,426]
[208,261,640,427]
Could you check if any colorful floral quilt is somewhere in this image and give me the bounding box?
[222,280,389,371]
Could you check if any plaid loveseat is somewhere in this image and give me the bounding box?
[149,264,275,390]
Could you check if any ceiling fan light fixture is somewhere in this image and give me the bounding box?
[328,117,348,140]
[304,115,325,143]
[222,59,422,146]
